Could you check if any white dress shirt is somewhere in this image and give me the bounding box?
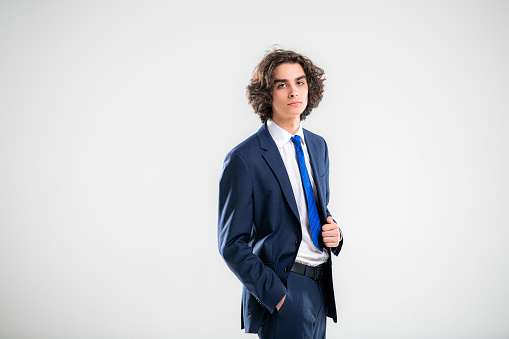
[266,120,329,266]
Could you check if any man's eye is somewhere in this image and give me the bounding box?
[277,83,287,88]
[297,81,305,85]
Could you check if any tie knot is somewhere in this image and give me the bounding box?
[291,135,302,147]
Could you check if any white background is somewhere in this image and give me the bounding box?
[1,1,508,338]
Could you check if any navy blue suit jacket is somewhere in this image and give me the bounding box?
[218,122,343,333]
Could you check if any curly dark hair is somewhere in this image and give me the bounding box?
[247,48,326,123]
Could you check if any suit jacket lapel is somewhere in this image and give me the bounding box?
[258,123,300,223]
[303,129,327,223]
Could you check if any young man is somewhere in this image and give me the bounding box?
[218,49,343,338]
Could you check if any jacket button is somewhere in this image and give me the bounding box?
[284,266,290,273]
[295,239,300,245]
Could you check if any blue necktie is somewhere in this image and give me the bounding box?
[291,135,322,252]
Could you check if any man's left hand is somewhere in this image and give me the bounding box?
[322,216,341,248]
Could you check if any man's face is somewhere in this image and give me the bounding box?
[271,63,308,121]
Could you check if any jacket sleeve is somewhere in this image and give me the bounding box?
[218,150,286,313]
[323,140,343,256]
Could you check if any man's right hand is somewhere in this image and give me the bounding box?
[276,295,286,311]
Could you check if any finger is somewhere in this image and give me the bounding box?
[322,228,336,234]
[327,216,333,224]
[324,235,339,242]
[322,223,337,232]
[324,226,340,234]
[323,235,339,242]
[322,233,338,241]
[324,240,339,247]
[323,237,338,244]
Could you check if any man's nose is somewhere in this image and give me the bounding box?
[289,85,299,97]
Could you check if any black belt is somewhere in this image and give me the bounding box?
[291,262,328,281]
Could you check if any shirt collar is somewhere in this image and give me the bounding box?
[267,119,306,149]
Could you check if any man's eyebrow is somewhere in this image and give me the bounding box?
[273,78,288,84]
[273,75,307,84]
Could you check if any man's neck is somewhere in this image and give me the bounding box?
[272,116,301,135]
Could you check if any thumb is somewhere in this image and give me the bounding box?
[327,216,333,224]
